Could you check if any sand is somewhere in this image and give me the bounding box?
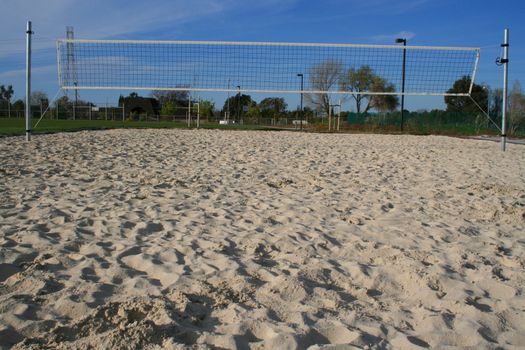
[0,129,524,349]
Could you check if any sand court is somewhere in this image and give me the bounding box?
[1,129,524,349]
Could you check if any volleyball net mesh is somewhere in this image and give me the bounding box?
[56,39,480,96]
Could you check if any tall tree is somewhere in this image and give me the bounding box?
[1,85,14,117]
[340,66,374,113]
[0,85,14,102]
[192,100,215,118]
[259,97,287,118]
[444,76,487,113]
[222,94,255,121]
[340,66,398,113]
[305,60,343,116]
[245,104,262,123]
[368,77,399,113]
[160,101,178,116]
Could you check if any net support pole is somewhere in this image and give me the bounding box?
[501,29,509,152]
[400,40,407,132]
[25,21,33,141]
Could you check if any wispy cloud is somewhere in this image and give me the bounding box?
[0,64,57,80]
[370,31,416,43]
[0,0,300,98]
[0,0,299,56]
[1,1,226,45]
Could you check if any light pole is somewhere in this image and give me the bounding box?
[396,38,407,132]
[236,85,241,124]
[297,73,304,131]
[226,78,231,122]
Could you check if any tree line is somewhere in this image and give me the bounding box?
[2,74,525,134]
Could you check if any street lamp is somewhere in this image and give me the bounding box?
[297,73,304,131]
[396,38,407,132]
[226,78,231,122]
[236,85,241,124]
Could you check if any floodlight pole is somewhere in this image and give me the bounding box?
[396,38,407,132]
[226,79,231,122]
[25,21,33,141]
[297,73,304,131]
[236,85,241,124]
[501,29,509,151]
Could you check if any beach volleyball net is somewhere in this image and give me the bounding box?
[56,39,480,96]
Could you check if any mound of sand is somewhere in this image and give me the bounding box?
[1,129,524,349]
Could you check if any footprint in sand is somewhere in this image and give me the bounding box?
[136,222,165,236]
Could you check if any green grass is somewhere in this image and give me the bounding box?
[0,118,279,136]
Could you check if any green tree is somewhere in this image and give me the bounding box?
[340,66,374,113]
[192,100,215,118]
[368,77,398,112]
[259,97,287,122]
[444,76,487,113]
[160,101,178,115]
[245,104,262,123]
[340,65,399,113]
[222,94,255,122]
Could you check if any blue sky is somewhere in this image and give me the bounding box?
[0,0,523,111]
